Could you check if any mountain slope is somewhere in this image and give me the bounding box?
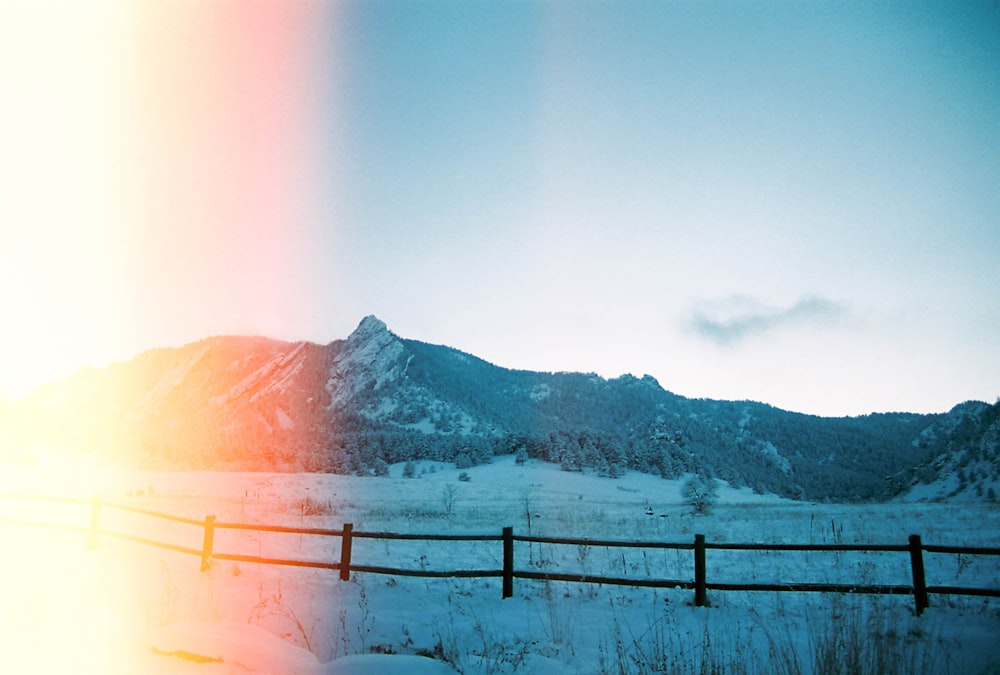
[1,315,994,502]
[898,400,1000,501]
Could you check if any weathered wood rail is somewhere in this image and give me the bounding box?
[2,491,998,615]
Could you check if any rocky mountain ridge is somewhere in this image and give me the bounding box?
[1,316,996,502]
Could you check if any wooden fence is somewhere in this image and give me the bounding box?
[2,491,998,615]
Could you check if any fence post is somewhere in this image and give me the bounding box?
[87,494,102,549]
[200,515,216,571]
[340,523,353,581]
[909,534,928,615]
[694,534,708,607]
[502,526,514,599]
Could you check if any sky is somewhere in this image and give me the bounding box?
[1,0,998,417]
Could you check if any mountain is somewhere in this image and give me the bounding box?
[897,400,1000,502]
[1,315,996,502]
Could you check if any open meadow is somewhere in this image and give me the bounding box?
[2,455,999,673]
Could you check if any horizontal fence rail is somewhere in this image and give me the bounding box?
[1,491,998,615]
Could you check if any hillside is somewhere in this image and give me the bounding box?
[1,316,996,502]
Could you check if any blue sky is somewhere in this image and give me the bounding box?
[1,1,998,416]
[321,1,1000,416]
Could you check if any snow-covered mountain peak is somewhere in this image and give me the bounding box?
[341,315,402,370]
[327,315,408,407]
[348,315,391,346]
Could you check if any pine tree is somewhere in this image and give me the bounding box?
[515,447,529,466]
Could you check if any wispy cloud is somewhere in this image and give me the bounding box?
[689,295,847,347]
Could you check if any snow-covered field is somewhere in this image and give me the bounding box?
[2,456,999,673]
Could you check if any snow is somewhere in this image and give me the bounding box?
[756,440,791,474]
[145,622,323,672]
[528,384,551,402]
[275,406,295,430]
[1,456,999,673]
[327,318,407,406]
[227,342,308,404]
[322,654,457,674]
[137,342,212,411]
